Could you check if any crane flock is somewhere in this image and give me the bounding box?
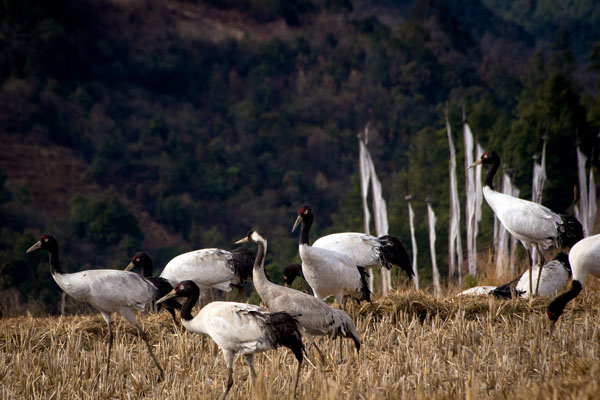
[22,149,596,397]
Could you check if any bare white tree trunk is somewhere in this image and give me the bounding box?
[446,110,463,286]
[427,202,441,297]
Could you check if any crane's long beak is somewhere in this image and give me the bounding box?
[292,215,302,232]
[234,237,249,244]
[466,158,483,170]
[156,289,178,305]
[124,262,135,272]
[26,241,42,253]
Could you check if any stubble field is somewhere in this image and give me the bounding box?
[1,276,599,399]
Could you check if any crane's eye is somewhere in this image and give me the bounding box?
[44,238,49,242]
[136,258,140,262]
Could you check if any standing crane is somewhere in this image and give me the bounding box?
[292,205,371,307]
[124,252,181,323]
[26,235,164,379]
[312,232,413,280]
[235,230,360,362]
[548,233,600,327]
[159,246,254,302]
[468,151,583,296]
[156,280,304,398]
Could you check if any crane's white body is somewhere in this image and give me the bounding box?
[299,244,364,304]
[569,234,600,283]
[53,270,157,314]
[457,256,570,298]
[515,258,570,298]
[183,301,283,355]
[457,286,496,296]
[27,235,164,378]
[483,187,561,250]
[160,248,239,291]
[313,233,383,268]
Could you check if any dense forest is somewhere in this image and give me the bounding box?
[1,0,599,314]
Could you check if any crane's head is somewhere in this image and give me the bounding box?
[467,151,500,169]
[156,280,198,304]
[282,263,303,287]
[234,230,266,246]
[292,205,313,232]
[26,235,58,254]
[125,252,152,272]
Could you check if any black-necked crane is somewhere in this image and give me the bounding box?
[468,151,583,296]
[291,205,371,307]
[26,235,164,379]
[124,252,181,323]
[548,233,600,327]
[312,232,413,279]
[159,246,254,300]
[235,230,360,362]
[282,263,304,287]
[457,253,571,299]
[156,280,304,399]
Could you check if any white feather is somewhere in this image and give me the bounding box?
[160,248,237,291]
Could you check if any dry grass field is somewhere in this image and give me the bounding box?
[1,269,600,400]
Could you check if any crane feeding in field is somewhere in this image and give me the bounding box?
[156,280,304,398]
[292,205,371,307]
[124,252,181,323]
[235,230,360,362]
[457,253,571,299]
[312,232,413,279]
[282,263,304,287]
[468,151,583,296]
[159,246,254,300]
[26,235,164,379]
[548,234,600,327]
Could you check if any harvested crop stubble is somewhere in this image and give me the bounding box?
[1,280,599,399]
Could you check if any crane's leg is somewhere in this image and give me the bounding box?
[304,332,325,365]
[293,359,302,397]
[243,353,257,394]
[101,312,113,379]
[527,248,534,300]
[533,245,546,297]
[312,340,326,365]
[222,350,235,400]
[121,309,164,379]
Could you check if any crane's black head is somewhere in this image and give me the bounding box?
[125,252,153,275]
[282,264,303,287]
[26,235,59,254]
[173,280,199,298]
[131,252,151,266]
[292,205,313,232]
[468,151,499,169]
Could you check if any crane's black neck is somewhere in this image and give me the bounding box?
[141,260,154,278]
[483,155,500,190]
[547,280,582,322]
[299,215,313,246]
[181,288,200,321]
[49,249,63,275]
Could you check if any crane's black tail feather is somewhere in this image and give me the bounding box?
[557,215,584,248]
[262,312,304,363]
[490,278,523,299]
[377,235,414,278]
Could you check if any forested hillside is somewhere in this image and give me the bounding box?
[1,0,599,314]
